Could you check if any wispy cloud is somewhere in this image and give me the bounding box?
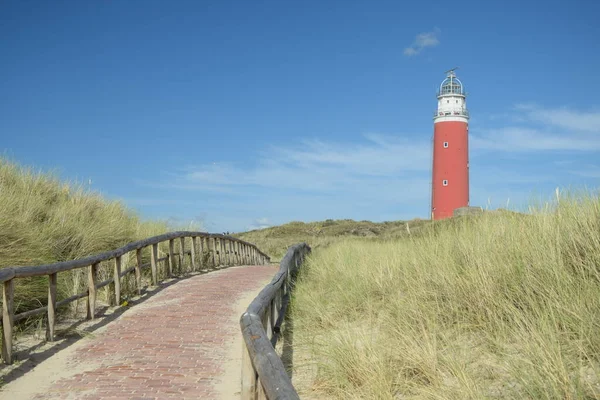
[515,104,600,133]
[404,28,440,57]
[471,127,600,152]
[169,133,432,194]
[472,104,600,152]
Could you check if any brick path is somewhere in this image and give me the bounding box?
[1,265,275,400]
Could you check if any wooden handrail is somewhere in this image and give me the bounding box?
[0,231,270,364]
[240,243,311,400]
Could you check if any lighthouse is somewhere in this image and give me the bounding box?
[431,68,469,220]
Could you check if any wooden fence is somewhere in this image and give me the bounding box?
[0,231,269,365]
[240,243,311,400]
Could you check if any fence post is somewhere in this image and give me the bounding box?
[257,378,267,400]
[150,243,158,285]
[215,237,221,266]
[199,237,205,269]
[2,279,14,364]
[232,241,237,265]
[135,249,143,295]
[113,256,122,305]
[210,237,216,267]
[220,238,225,266]
[241,342,257,400]
[46,273,57,341]
[221,238,227,266]
[224,239,230,266]
[168,239,175,276]
[191,236,197,271]
[87,263,98,320]
[234,241,239,265]
[223,239,233,266]
[179,237,185,274]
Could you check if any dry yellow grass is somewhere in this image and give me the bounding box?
[291,191,600,399]
[0,157,168,318]
[236,218,429,261]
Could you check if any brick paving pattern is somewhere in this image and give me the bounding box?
[33,265,275,400]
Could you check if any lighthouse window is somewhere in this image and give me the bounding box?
[443,180,448,186]
[443,142,449,148]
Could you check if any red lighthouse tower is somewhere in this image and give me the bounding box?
[431,68,469,220]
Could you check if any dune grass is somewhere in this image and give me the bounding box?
[291,192,600,399]
[0,158,168,319]
[236,218,429,262]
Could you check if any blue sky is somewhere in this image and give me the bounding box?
[1,0,599,232]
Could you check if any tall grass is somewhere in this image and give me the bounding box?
[236,219,424,261]
[0,158,168,316]
[292,192,600,399]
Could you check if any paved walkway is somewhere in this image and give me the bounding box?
[0,265,275,400]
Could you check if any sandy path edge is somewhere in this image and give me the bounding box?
[213,275,272,399]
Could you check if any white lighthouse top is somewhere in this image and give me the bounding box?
[438,69,464,96]
[434,68,469,123]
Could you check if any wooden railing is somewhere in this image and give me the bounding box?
[240,243,311,400]
[0,231,270,365]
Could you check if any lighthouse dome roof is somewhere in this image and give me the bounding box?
[439,71,464,96]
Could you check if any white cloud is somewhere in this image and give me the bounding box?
[171,133,432,194]
[471,127,600,152]
[515,104,600,133]
[471,104,600,152]
[404,28,440,57]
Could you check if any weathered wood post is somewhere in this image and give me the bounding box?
[114,256,122,305]
[257,378,267,400]
[198,236,205,269]
[179,237,185,274]
[2,279,14,364]
[46,272,57,341]
[241,343,257,399]
[87,263,98,320]
[227,240,232,266]
[150,243,158,285]
[220,238,225,266]
[168,239,175,276]
[210,237,216,267]
[224,239,230,266]
[215,237,221,267]
[135,249,143,295]
[191,236,197,271]
[232,241,236,265]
